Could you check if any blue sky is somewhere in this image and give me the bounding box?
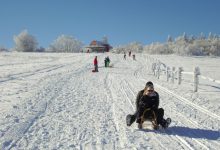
[0,0,220,48]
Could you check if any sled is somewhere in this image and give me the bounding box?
[109,64,114,68]
[92,70,98,72]
[138,110,171,130]
[138,108,159,130]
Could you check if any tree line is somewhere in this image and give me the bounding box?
[1,30,83,53]
[1,31,220,56]
[113,32,220,56]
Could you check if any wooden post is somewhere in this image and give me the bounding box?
[172,67,175,83]
[157,62,160,79]
[194,67,200,92]
[152,63,156,76]
[166,67,170,82]
[178,67,183,85]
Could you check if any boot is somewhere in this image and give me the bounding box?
[160,118,171,129]
[126,114,136,126]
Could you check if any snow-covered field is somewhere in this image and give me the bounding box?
[0,52,219,150]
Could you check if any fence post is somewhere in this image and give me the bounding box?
[157,62,160,79]
[166,67,170,82]
[194,67,200,92]
[178,67,183,85]
[152,63,156,76]
[172,67,175,83]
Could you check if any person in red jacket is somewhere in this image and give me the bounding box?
[94,56,98,72]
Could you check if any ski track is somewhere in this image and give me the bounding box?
[0,53,219,150]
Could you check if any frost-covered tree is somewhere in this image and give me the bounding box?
[199,32,206,40]
[143,42,173,54]
[48,35,83,53]
[13,30,38,52]
[127,42,143,53]
[167,35,173,43]
[112,42,143,53]
[142,32,220,56]
[208,32,214,40]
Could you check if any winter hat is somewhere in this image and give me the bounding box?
[146,81,154,88]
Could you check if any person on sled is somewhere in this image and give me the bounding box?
[126,81,171,129]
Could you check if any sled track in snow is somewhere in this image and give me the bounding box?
[126,59,219,149]
[0,55,94,150]
[132,60,220,149]
[0,55,85,83]
[104,73,127,149]
[155,84,220,149]
[156,84,220,121]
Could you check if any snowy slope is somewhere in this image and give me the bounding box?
[0,52,219,150]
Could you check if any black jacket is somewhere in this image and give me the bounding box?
[135,90,159,111]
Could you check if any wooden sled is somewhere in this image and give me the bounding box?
[138,108,158,130]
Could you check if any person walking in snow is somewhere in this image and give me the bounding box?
[104,57,107,67]
[93,56,98,72]
[124,52,126,60]
[126,81,171,129]
[129,51,131,57]
[132,54,136,60]
[106,56,110,67]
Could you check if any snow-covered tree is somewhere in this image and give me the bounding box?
[112,42,143,53]
[208,32,214,40]
[167,35,173,43]
[143,33,220,56]
[48,35,83,53]
[13,30,38,52]
[127,42,143,53]
[199,32,206,40]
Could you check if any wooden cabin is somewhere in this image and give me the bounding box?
[83,37,112,53]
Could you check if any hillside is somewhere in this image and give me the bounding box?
[0,52,219,149]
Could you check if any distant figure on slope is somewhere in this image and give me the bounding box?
[104,57,107,67]
[124,52,126,60]
[93,56,98,72]
[132,54,136,60]
[129,51,131,57]
[104,56,110,67]
[106,56,110,67]
[126,81,171,129]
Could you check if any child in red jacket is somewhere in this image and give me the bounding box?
[93,56,98,72]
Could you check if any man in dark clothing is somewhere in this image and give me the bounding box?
[126,81,171,129]
[106,56,110,67]
[104,57,107,67]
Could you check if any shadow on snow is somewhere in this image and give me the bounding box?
[140,126,220,140]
